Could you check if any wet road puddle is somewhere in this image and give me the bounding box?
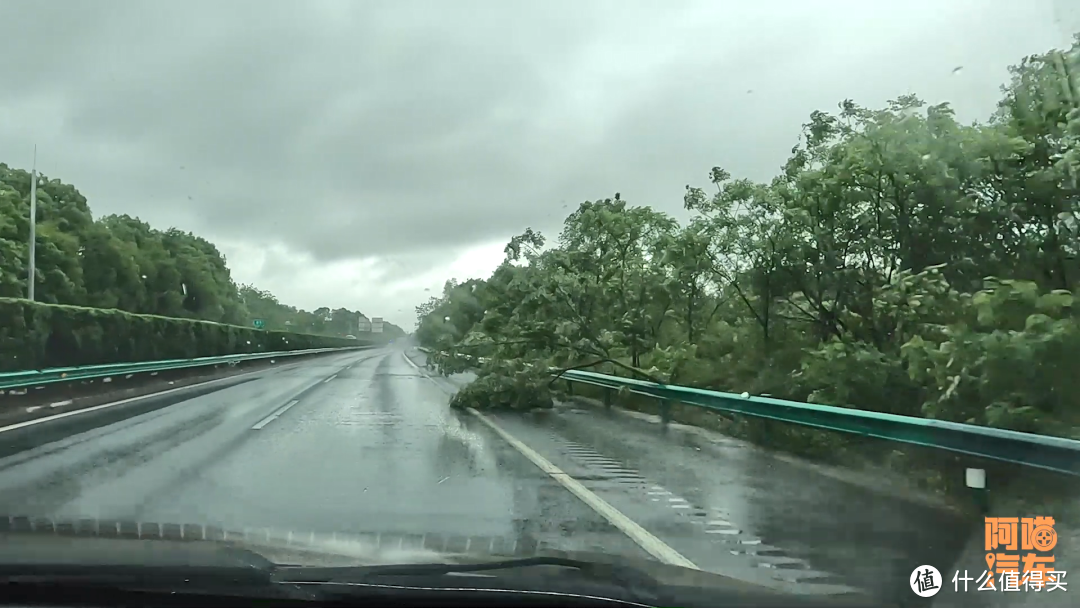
[529,432,855,590]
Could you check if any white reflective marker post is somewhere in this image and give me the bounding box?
[966,467,988,514]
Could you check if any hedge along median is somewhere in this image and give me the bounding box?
[0,297,383,372]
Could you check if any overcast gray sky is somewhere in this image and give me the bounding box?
[0,0,1075,328]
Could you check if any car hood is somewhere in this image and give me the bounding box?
[0,515,864,599]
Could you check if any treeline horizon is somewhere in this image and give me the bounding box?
[0,164,404,338]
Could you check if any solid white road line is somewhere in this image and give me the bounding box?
[0,349,369,437]
[397,351,698,570]
[468,408,699,570]
[324,374,337,383]
[0,351,368,437]
[0,364,292,436]
[400,351,422,371]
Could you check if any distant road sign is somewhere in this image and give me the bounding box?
[253,319,265,329]
[358,318,371,332]
[371,317,384,333]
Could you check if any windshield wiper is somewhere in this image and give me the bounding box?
[290,556,637,577]
[277,556,662,603]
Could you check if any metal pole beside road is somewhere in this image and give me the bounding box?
[27,145,37,302]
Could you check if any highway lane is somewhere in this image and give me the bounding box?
[0,342,1002,603]
[0,347,648,560]
[401,348,990,604]
[486,407,976,600]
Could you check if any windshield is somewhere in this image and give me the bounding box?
[0,0,1078,606]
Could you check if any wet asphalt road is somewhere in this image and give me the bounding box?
[0,347,646,559]
[404,349,990,605]
[0,344,996,604]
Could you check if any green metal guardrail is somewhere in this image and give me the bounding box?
[558,369,1080,477]
[413,347,1080,477]
[0,346,373,391]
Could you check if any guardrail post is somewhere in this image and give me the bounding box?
[566,379,574,396]
[603,388,611,409]
[659,399,671,426]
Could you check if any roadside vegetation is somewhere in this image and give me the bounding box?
[0,164,405,371]
[0,163,405,339]
[0,298,372,371]
[415,37,1080,494]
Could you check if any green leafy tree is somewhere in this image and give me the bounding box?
[415,33,1080,487]
[0,165,404,342]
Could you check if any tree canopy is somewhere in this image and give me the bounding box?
[0,166,404,339]
[416,36,1080,445]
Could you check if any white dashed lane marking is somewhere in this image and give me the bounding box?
[251,399,300,430]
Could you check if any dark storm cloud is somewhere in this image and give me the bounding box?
[0,0,1072,308]
[0,0,629,261]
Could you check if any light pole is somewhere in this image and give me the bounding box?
[27,145,37,301]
